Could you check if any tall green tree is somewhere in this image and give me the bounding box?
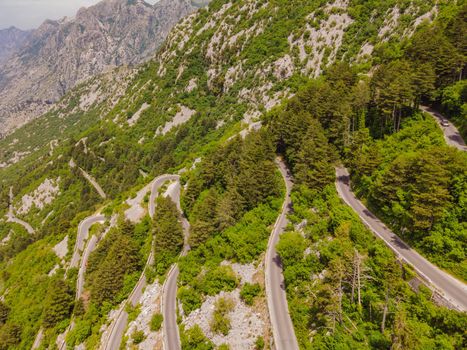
[154,196,184,255]
[43,279,74,328]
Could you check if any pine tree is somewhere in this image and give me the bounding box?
[154,196,184,255]
[294,120,337,190]
[43,279,74,328]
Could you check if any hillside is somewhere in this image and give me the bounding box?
[0,0,465,349]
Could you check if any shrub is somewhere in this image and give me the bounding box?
[210,297,235,336]
[150,313,163,331]
[255,336,265,349]
[132,330,145,344]
[240,283,261,305]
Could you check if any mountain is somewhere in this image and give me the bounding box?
[0,0,465,349]
[0,0,199,134]
[0,27,31,65]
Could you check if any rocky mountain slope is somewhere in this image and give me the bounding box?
[0,0,465,349]
[0,0,201,135]
[0,27,31,65]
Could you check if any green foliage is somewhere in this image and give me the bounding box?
[178,286,203,315]
[180,325,214,350]
[279,185,467,349]
[150,313,163,331]
[187,131,280,247]
[0,302,10,325]
[210,297,235,335]
[132,330,146,344]
[240,283,261,306]
[153,196,184,255]
[153,195,184,274]
[42,279,74,328]
[255,336,265,350]
[0,323,22,350]
[87,221,142,305]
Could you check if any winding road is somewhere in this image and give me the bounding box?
[6,187,35,234]
[70,215,106,268]
[336,167,467,312]
[161,180,191,350]
[420,105,467,152]
[265,159,299,350]
[102,174,178,350]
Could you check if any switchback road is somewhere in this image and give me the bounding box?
[336,167,467,312]
[161,180,190,350]
[102,174,177,350]
[420,106,467,152]
[265,159,299,350]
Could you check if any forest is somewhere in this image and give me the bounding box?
[0,0,464,348]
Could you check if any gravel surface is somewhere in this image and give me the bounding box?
[183,289,264,350]
[53,235,69,260]
[124,281,163,350]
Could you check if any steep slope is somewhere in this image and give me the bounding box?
[0,0,465,349]
[0,26,31,65]
[0,0,198,134]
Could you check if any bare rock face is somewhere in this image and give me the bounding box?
[0,0,197,134]
[0,27,31,65]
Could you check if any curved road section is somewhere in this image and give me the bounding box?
[70,215,106,268]
[420,106,467,152]
[336,167,467,312]
[102,174,177,350]
[265,159,299,350]
[161,180,190,350]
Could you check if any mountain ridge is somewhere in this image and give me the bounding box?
[0,0,199,135]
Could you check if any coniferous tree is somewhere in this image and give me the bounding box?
[154,196,184,255]
[43,279,74,328]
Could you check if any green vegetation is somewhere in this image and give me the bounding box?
[180,324,214,350]
[153,196,184,274]
[240,283,261,306]
[278,185,467,349]
[150,313,163,332]
[131,330,146,344]
[0,0,465,347]
[210,297,235,335]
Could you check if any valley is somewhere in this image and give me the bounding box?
[0,0,465,349]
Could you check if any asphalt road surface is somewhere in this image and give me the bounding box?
[336,167,467,312]
[79,167,107,199]
[265,159,299,350]
[420,106,467,152]
[162,180,190,350]
[70,215,105,268]
[103,175,176,350]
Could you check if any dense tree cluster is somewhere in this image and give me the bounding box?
[153,196,184,273]
[184,131,280,248]
[86,221,142,305]
[278,185,467,349]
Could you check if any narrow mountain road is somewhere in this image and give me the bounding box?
[102,174,178,350]
[79,167,107,199]
[265,159,299,350]
[420,105,467,152]
[6,187,35,234]
[149,174,180,218]
[70,215,106,268]
[161,180,190,350]
[58,214,107,350]
[336,167,467,312]
[31,328,43,350]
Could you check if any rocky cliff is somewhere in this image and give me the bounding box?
[0,26,31,65]
[0,0,198,134]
